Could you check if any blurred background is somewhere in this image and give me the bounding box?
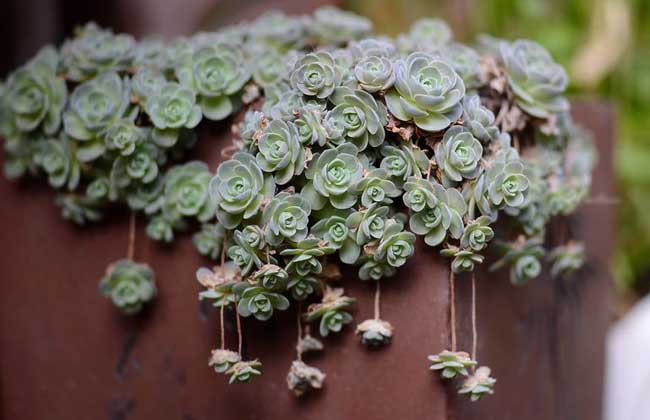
[1,0,647,305]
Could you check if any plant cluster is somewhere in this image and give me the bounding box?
[0,7,596,401]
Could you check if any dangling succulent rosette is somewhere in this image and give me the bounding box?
[408,180,466,247]
[441,245,484,273]
[196,262,241,307]
[385,52,465,131]
[226,359,263,384]
[547,241,585,278]
[434,126,483,187]
[428,350,477,379]
[98,259,156,314]
[458,366,496,401]
[305,287,355,337]
[286,360,326,397]
[356,318,394,347]
[209,349,241,374]
[255,119,305,185]
[489,236,545,285]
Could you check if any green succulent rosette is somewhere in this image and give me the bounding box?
[146,215,174,243]
[397,18,452,52]
[55,193,103,225]
[133,38,170,70]
[209,349,241,374]
[434,126,483,186]
[63,72,132,162]
[281,238,334,277]
[458,366,496,402]
[309,6,372,45]
[228,229,265,276]
[358,258,397,281]
[226,360,263,384]
[131,67,167,104]
[286,360,326,397]
[294,105,327,146]
[347,204,390,246]
[428,350,477,378]
[460,216,494,252]
[327,87,387,150]
[547,241,585,278]
[4,46,66,136]
[403,177,437,213]
[192,223,226,259]
[356,318,394,347]
[35,136,81,190]
[262,191,311,245]
[196,263,241,307]
[104,119,146,156]
[110,142,162,189]
[409,182,466,247]
[386,52,465,132]
[145,81,202,147]
[375,220,416,268]
[256,119,305,184]
[311,214,360,264]
[176,43,251,121]
[290,51,341,99]
[162,161,215,223]
[249,11,305,52]
[442,43,482,90]
[61,22,135,81]
[441,245,485,273]
[99,259,156,314]
[210,151,275,229]
[500,40,569,119]
[354,55,395,93]
[287,275,319,301]
[462,93,502,143]
[305,287,355,337]
[354,168,401,208]
[234,283,289,321]
[252,264,289,291]
[379,144,429,185]
[302,143,362,211]
[489,237,545,285]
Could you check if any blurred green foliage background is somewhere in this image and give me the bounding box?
[346,0,650,296]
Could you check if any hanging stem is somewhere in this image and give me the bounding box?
[296,302,303,361]
[471,272,478,364]
[236,304,243,356]
[219,304,226,350]
[449,269,457,352]
[374,280,381,320]
[126,211,136,261]
[220,237,227,271]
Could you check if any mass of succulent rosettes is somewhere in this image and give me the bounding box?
[0,7,596,401]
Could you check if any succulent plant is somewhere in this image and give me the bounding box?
[305,287,355,337]
[311,215,360,264]
[193,223,226,260]
[196,263,241,307]
[356,318,394,347]
[145,82,202,147]
[286,360,326,397]
[249,11,305,52]
[162,161,215,222]
[176,43,251,121]
[234,284,289,321]
[547,241,585,278]
[309,6,372,45]
[380,144,429,185]
[252,264,289,291]
[409,182,466,247]
[98,259,156,314]
[146,215,174,243]
[441,245,485,273]
[4,46,66,135]
[302,143,363,210]
[403,177,437,212]
[460,216,494,252]
[133,37,169,70]
[500,40,569,119]
[428,350,477,378]
[281,238,334,277]
[55,193,103,225]
[62,23,135,81]
[434,126,483,186]
[104,120,146,156]
[290,51,341,99]
[287,276,320,301]
[327,87,387,150]
[226,360,262,384]
[386,53,465,131]
[458,366,496,401]
[210,151,275,229]
[294,105,327,146]
[442,43,482,90]
[375,221,416,268]
[354,168,401,208]
[131,67,167,103]
[36,136,81,190]
[209,349,241,374]
[256,119,305,184]
[358,258,397,281]
[397,18,452,52]
[354,55,395,93]
[461,93,501,143]
[489,237,545,285]
[262,192,311,245]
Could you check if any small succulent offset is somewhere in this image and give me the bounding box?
[458,366,496,401]
[98,259,156,314]
[1,7,596,402]
[428,350,477,379]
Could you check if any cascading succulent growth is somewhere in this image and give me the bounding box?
[0,7,596,400]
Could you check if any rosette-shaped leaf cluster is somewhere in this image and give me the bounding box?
[547,241,585,278]
[386,53,465,131]
[375,220,416,268]
[327,87,387,150]
[490,236,545,285]
[354,168,401,208]
[193,223,226,259]
[196,263,241,307]
[99,259,156,314]
[397,19,452,52]
[145,82,202,147]
[458,366,496,401]
[226,360,262,384]
[252,264,289,291]
[500,40,569,119]
[428,350,477,379]
[256,119,305,184]
[36,136,81,190]
[263,192,311,245]
[64,72,132,162]
[61,23,135,81]
[380,144,429,185]
[462,93,502,143]
[176,43,251,121]
[311,214,360,264]
[302,143,363,210]
[286,361,326,397]
[210,152,274,229]
[469,157,531,219]
[356,318,394,347]
[309,6,372,45]
[354,54,395,93]
[290,51,341,99]
[434,126,483,186]
[408,180,466,247]
[441,245,485,273]
[233,283,289,321]
[249,11,305,52]
[162,161,215,223]
[442,43,482,90]
[3,47,66,136]
[305,287,355,337]
[281,238,334,277]
[460,216,494,252]
[209,349,240,374]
